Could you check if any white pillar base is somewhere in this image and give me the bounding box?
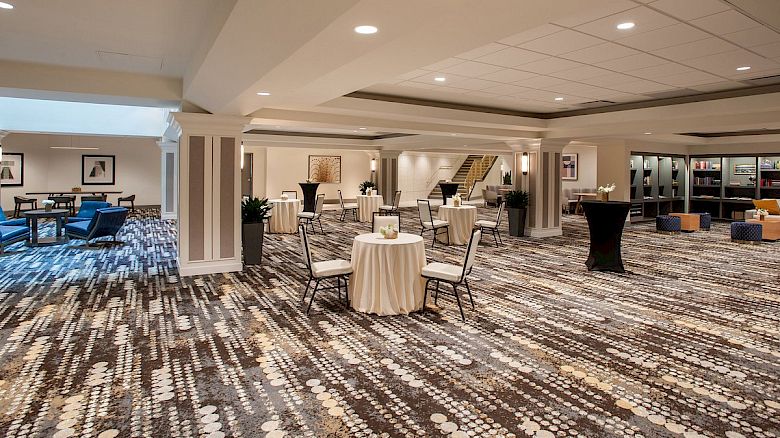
[177,259,243,277]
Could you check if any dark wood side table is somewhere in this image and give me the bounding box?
[298,182,321,212]
[581,200,631,273]
[22,209,70,247]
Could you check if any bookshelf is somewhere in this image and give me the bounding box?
[630,153,686,223]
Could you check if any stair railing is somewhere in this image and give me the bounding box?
[464,155,497,199]
[425,166,454,188]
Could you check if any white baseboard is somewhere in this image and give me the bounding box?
[177,259,242,277]
[526,227,562,237]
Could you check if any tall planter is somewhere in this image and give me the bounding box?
[507,207,527,237]
[242,222,264,265]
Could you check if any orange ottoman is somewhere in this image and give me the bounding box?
[669,213,700,232]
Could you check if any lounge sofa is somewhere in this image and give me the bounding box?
[745,199,780,220]
[0,224,30,253]
[0,209,27,227]
[65,207,128,246]
[67,201,112,223]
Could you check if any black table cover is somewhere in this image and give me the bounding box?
[298,182,321,213]
[581,200,631,273]
[439,182,460,205]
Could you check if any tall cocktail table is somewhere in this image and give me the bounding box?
[22,209,69,246]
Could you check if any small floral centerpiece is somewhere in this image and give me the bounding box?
[42,199,55,212]
[597,183,616,201]
[452,193,462,207]
[379,224,398,239]
[280,193,289,201]
[757,208,769,221]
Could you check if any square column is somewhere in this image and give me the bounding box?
[169,113,251,277]
[158,140,178,220]
[378,150,401,205]
[511,139,570,237]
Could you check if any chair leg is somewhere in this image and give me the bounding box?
[336,276,341,302]
[452,284,465,322]
[465,279,475,310]
[302,276,312,303]
[493,228,499,247]
[306,279,320,314]
[497,229,503,245]
[343,276,351,306]
[434,280,440,305]
[422,279,431,314]
[318,218,324,234]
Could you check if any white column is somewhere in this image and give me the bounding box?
[510,139,570,237]
[596,140,631,202]
[378,150,401,205]
[0,130,9,212]
[158,139,178,220]
[168,113,251,277]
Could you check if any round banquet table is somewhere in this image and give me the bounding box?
[437,205,477,245]
[349,233,426,315]
[268,199,301,233]
[356,194,383,222]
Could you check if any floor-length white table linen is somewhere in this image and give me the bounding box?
[349,233,426,315]
[437,205,477,245]
[268,199,302,233]
[356,194,383,222]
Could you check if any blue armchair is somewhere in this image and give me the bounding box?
[0,224,30,253]
[65,207,128,246]
[68,201,112,223]
[0,209,27,227]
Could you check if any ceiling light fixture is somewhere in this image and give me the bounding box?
[434,77,446,82]
[736,66,751,71]
[354,25,378,35]
[554,97,564,101]
[359,127,366,130]
[256,91,271,96]
[616,22,635,30]
[644,132,652,135]
[0,2,14,9]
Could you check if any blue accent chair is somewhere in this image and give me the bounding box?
[0,209,27,227]
[65,207,128,246]
[0,224,30,253]
[67,201,112,223]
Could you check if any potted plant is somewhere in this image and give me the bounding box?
[359,180,376,195]
[505,190,529,237]
[241,197,273,265]
[502,171,512,185]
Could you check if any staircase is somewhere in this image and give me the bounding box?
[428,155,498,201]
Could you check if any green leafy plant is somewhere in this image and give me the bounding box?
[504,190,529,209]
[359,180,377,195]
[241,197,273,223]
[502,171,512,185]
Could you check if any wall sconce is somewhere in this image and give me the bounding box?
[0,144,3,161]
[370,158,376,172]
[521,152,529,175]
[240,143,245,169]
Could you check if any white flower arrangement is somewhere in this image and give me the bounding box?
[756,208,769,217]
[379,224,398,239]
[452,193,462,207]
[280,193,289,201]
[597,183,616,194]
[42,199,55,206]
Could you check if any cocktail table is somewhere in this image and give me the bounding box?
[22,209,69,246]
[747,218,780,241]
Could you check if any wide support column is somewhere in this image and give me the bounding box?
[0,130,8,211]
[511,139,570,237]
[595,140,631,202]
[378,150,401,205]
[158,139,178,220]
[169,113,251,277]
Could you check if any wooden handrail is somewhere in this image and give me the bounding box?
[464,155,497,199]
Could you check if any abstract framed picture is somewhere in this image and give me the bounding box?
[0,152,24,186]
[562,153,578,181]
[82,154,116,185]
[733,163,756,175]
[308,155,341,183]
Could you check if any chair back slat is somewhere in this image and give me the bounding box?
[338,190,346,208]
[298,225,313,269]
[372,212,400,233]
[392,191,402,208]
[417,200,433,225]
[314,194,325,214]
[495,201,505,226]
[462,229,481,277]
[282,190,298,199]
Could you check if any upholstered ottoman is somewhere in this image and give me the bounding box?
[656,215,681,234]
[731,221,762,244]
[698,213,711,231]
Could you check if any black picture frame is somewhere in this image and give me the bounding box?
[0,152,24,187]
[82,154,116,185]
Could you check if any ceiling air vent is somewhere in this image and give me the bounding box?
[577,100,616,107]
[741,74,780,86]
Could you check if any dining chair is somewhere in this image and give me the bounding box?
[117,194,136,212]
[49,195,76,215]
[372,212,401,233]
[421,229,482,321]
[281,190,298,199]
[298,224,352,314]
[417,199,449,248]
[379,190,402,215]
[81,194,107,202]
[475,202,504,246]
[13,196,38,218]
[482,189,498,208]
[297,194,325,234]
[338,190,357,222]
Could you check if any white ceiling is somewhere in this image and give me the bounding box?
[0,0,221,76]
[363,0,780,113]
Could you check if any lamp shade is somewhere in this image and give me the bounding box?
[521,152,529,175]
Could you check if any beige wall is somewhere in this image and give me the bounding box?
[397,152,466,205]
[0,133,161,212]
[562,144,597,192]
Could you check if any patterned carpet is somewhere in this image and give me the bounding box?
[0,207,778,438]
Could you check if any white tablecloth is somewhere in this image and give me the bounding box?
[349,233,426,315]
[356,195,383,222]
[437,205,477,245]
[268,199,301,233]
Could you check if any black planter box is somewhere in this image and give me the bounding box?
[242,222,264,265]
[507,207,527,237]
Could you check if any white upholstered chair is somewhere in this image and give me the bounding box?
[417,199,449,247]
[338,190,358,222]
[475,202,504,246]
[372,212,401,233]
[297,194,325,234]
[421,229,481,321]
[298,225,352,314]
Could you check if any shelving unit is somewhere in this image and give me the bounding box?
[630,153,686,223]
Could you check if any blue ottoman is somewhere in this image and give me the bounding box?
[698,213,711,231]
[656,215,681,234]
[731,222,762,244]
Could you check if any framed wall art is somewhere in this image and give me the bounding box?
[82,154,116,185]
[0,152,24,186]
[308,155,341,183]
[562,153,578,181]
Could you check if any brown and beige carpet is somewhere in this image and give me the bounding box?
[0,207,778,438]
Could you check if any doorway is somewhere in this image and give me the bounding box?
[241,152,253,198]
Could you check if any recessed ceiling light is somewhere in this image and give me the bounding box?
[736,66,751,71]
[0,2,14,9]
[434,76,446,82]
[354,25,378,35]
[644,132,652,135]
[554,97,564,101]
[256,91,271,96]
[359,127,366,130]
[616,22,635,30]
